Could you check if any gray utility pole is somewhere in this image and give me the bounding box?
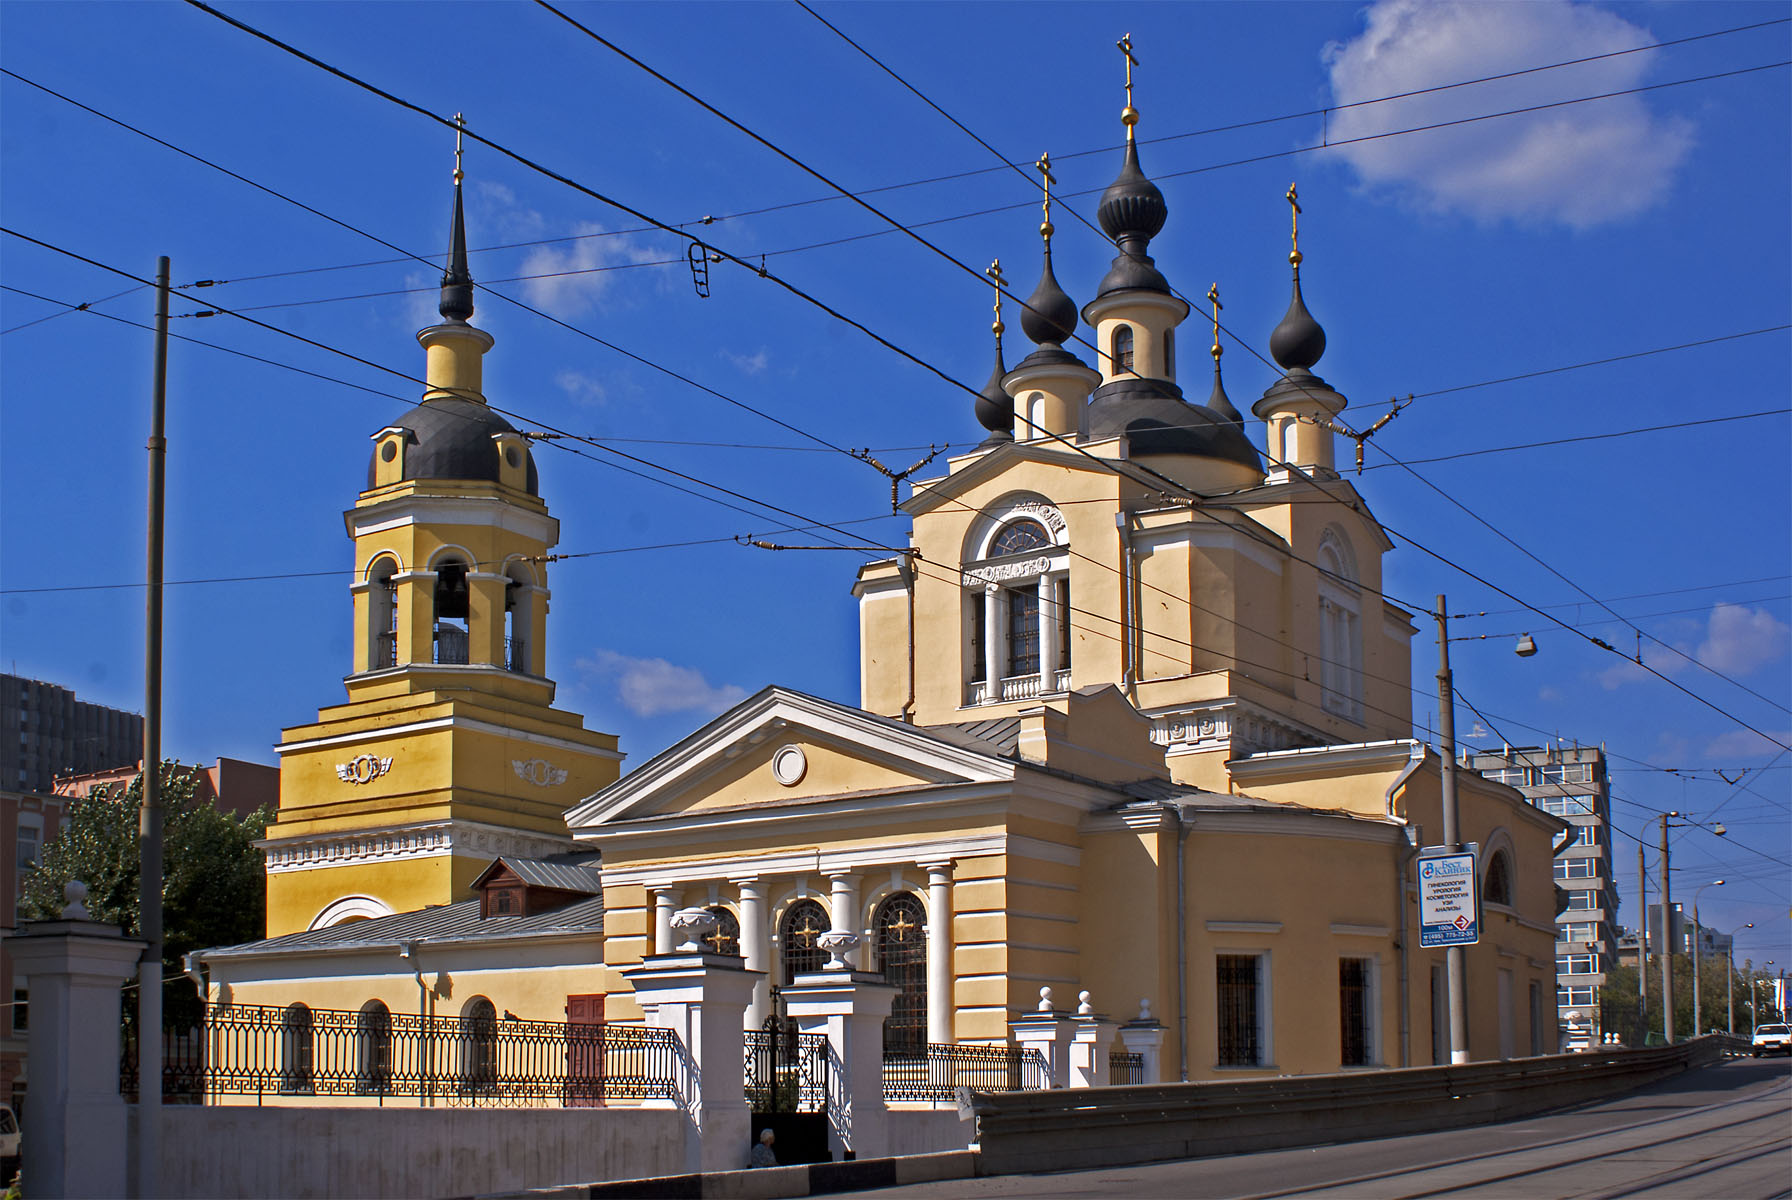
[1658,813,1674,1044]
[1434,596,1470,1064]
[138,256,171,1200]
[1636,840,1648,1044]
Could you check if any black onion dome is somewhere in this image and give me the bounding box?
[1087,377,1262,471]
[1021,245,1079,346]
[1269,271,1326,371]
[439,181,475,323]
[1207,363,1243,426]
[367,397,538,495]
[1094,138,1171,298]
[974,344,1013,439]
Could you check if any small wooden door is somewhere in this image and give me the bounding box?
[565,993,604,1107]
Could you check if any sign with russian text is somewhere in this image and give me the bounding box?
[1418,846,1480,947]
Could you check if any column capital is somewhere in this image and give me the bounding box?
[730,876,767,896]
[918,858,955,877]
[824,867,862,881]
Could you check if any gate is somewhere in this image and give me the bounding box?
[745,1008,831,1164]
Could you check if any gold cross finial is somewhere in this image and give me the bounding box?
[988,259,1005,339]
[1118,34,1139,137]
[1286,182,1303,267]
[453,112,466,185]
[1207,283,1224,361]
[1035,152,1056,241]
[889,911,917,942]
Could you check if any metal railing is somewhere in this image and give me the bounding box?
[884,1042,1049,1101]
[504,636,529,674]
[1109,1050,1145,1085]
[373,632,397,669]
[744,1027,831,1113]
[433,626,469,665]
[127,1004,685,1107]
[119,1025,206,1104]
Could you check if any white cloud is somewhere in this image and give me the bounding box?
[724,349,770,376]
[556,369,608,407]
[520,222,662,318]
[1321,0,1694,229]
[1695,603,1790,676]
[402,270,439,330]
[1703,727,1792,761]
[578,649,746,718]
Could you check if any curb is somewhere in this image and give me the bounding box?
[478,1149,979,1200]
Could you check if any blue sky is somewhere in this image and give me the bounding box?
[2,1,1787,971]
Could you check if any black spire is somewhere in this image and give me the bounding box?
[439,179,474,323]
[1021,244,1079,347]
[1269,268,1326,372]
[1094,138,1171,296]
[1208,359,1242,426]
[974,343,1013,440]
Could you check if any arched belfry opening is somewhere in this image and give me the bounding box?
[432,557,471,665]
[367,556,400,670]
[503,561,536,675]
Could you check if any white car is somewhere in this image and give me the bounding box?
[0,1102,16,1181]
[1752,1023,1791,1056]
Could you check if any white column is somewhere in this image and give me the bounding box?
[1038,576,1059,686]
[924,861,954,1044]
[653,888,678,955]
[735,878,770,1028]
[983,584,1004,693]
[828,872,863,970]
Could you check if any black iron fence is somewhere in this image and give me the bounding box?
[1108,1050,1145,1085]
[122,1004,684,1107]
[883,1042,1049,1101]
[744,1022,831,1113]
[119,1025,207,1104]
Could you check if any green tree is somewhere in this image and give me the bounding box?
[19,762,269,1028]
[1599,955,1764,1045]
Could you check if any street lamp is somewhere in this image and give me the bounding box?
[1691,879,1724,1035]
[1725,922,1755,1035]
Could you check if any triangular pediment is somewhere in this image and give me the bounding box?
[903,439,1144,518]
[564,687,1015,830]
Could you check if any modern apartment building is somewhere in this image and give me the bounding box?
[1470,744,1615,1048]
[0,674,143,793]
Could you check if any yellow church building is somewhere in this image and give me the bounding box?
[203,84,1564,1087]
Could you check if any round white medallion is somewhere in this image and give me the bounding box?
[771,744,808,787]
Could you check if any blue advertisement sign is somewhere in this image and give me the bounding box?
[1418,847,1479,947]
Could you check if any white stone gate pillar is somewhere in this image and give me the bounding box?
[8,884,146,1200]
[623,909,761,1174]
[784,935,898,1162]
[1119,998,1167,1084]
[1068,991,1116,1088]
[1009,986,1075,1089]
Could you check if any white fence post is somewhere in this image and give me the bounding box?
[1119,998,1167,1084]
[8,883,146,1199]
[622,909,760,1174]
[1068,991,1116,1088]
[1009,987,1075,1089]
[783,933,898,1161]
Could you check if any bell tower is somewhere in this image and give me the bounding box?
[262,139,622,936]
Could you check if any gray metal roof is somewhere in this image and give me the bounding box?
[204,894,604,959]
[494,855,603,895]
[925,716,1022,756]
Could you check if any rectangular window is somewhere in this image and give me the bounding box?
[1557,986,1595,1007]
[1556,954,1597,975]
[1575,825,1599,846]
[967,593,985,682]
[1216,954,1265,1067]
[1008,586,1040,676]
[1554,860,1596,880]
[1339,958,1374,1066]
[16,821,40,874]
[1566,891,1596,911]
[11,982,25,1034]
[1542,763,1592,784]
[1540,794,1595,817]
[1055,577,1072,671]
[1559,922,1598,943]
[1486,766,1531,786]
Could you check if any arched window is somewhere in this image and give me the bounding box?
[368,556,399,669]
[874,893,928,1054]
[1483,851,1514,907]
[460,997,498,1093]
[1112,325,1135,374]
[780,899,830,984]
[356,1000,392,1094]
[433,557,471,665]
[991,520,1050,557]
[1317,529,1363,722]
[503,562,533,674]
[279,1003,314,1094]
[703,906,741,956]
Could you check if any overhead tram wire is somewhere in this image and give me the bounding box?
[0,229,900,549]
[1359,410,1790,468]
[140,8,1792,749]
[76,13,1782,291]
[0,282,147,335]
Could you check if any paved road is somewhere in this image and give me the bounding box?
[861,1058,1791,1199]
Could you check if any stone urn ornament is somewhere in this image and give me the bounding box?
[670,907,718,953]
[817,930,860,970]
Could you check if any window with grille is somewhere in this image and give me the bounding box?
[280,1004,314,1094]
[1483,851,1514,906]
[780,900,830,984]
[1339,958,1372,1066]
[703,906,741,956]
[875,892,928,1055]
[1113,325,1135,374]
[1008,587,1041,676]
[356,1001,392,1093]
[1216,954,1263,1067]
[461,997,498,1092]
[1055,577,1072,670]
[991,520,1050,558]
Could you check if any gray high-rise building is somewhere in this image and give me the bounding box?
[1469,744,1616,1048]
[1,674,143,793]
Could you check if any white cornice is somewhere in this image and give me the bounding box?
[1227,738,1423,782]
[347,494,557,547]
[1205,920,1282,934]
[278,714,622,761]
[260,818,573,874]
[1183,808,1401,845]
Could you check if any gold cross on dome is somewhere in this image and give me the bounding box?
[793,916,821,947]
[453,112,466,184]
[1286,182,1303,266]
[1206,283,1224,360]
[1117,33,1138,108]
[988,259,1005,338]
[1035,152,1056,240]
[889,911,917,942]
